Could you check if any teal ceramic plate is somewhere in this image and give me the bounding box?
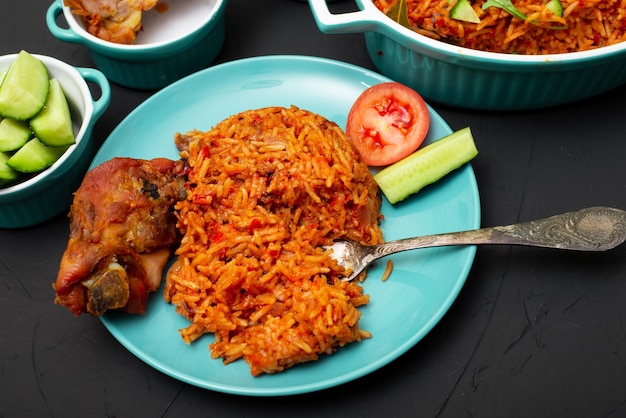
[94,55,480,396]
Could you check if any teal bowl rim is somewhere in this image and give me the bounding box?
[308,0,626,71]
[0,53,110,202]
[46,0,226,59]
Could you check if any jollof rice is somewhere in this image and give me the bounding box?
[375,0,626,54]
[164,106,384,375]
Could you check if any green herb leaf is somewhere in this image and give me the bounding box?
[386,0,411,29]
[482,0,567,29]
[481,0,527,21]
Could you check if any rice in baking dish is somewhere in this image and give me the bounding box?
[375,0,626,54]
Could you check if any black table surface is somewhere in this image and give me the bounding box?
[2,1,626,417]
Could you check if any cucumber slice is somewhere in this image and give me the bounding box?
[6,137,68,173]
[0,151,19,185]
[0,50,50,121]
[30,78,76,147]
[374,127,478,204]
[0,117,32,152]
[450,0,480,23]
[546,0,563,16]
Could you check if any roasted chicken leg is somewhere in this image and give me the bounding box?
[54,157,185,316]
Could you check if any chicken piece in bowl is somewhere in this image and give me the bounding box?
[63,0,161,45]
[46,0,227,89]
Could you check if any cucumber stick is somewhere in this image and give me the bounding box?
[374,127,478,204]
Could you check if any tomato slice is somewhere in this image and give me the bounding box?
[346,82,430,166]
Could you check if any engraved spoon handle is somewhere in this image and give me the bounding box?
[371,206,626,260]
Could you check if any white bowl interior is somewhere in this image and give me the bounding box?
[0,53,93,196]
[63,0,219,48]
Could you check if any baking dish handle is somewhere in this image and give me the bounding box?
[307,0,386,34]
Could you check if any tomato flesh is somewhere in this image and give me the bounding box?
[346,82,430,166]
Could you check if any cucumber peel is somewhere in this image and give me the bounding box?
[374,127,478,204]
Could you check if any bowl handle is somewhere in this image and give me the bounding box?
[46,0,83,44]
[307,0,383,33]
[78,68,111,121]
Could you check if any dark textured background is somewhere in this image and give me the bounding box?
[2,1,626,417]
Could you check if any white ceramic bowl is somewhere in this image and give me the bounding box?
[0,53,110,228]
[46,0,226,90]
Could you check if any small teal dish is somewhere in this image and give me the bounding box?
[308,0,626,110]
[0,54,110,229]
[46,0,226,90]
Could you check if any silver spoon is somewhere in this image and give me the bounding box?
[327,206,626,281]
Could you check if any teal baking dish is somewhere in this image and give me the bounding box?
[308,0,626,110]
